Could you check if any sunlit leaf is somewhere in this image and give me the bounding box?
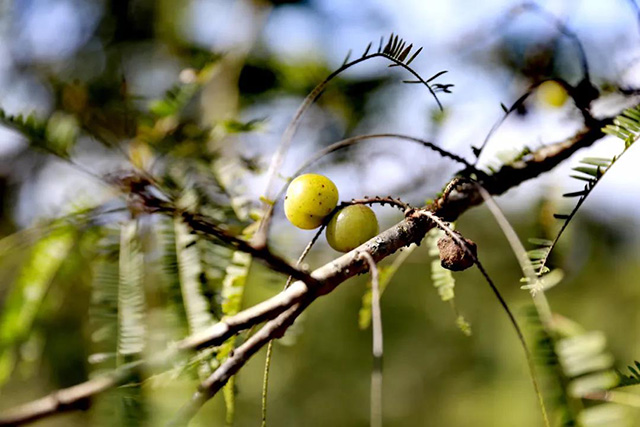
[0,228,74,386]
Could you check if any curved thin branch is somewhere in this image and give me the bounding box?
[519,2,590,80]
[416,210,550,427]
[179,210,320,288]
[259,132,473,244]
[257,43,449,246]
[473,78,591,165]
[473,184,553,321]
[536,131,639,277]
[295,133,472,174]
[261,225,325,427]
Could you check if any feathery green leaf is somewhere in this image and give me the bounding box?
[0,227,75,386]
[217,251,252,426]
[117,220,146,362]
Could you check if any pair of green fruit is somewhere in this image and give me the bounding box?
[284,174,379,252]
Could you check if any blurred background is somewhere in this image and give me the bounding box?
[0,0,639,426]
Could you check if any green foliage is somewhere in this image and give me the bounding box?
[147,57,219,119]
[520,237,564,294]
[0,226,75,387]
[219,252,251,319]
[494,145,534,168]
[556,325,628,426]
[514,106,640,426]
[0,109,79,158]
[578,404,630,427]
[524,104,640,292]
[0,109,46,141]
[525,237,553,276]
[160,215,231,383]
[556,330,618,395]
[117,220,146,362]
[617,361,640,387]
[217,251,252,426]
[524,307,575,426]
[219,118,266,134]
[603,104,640,148]
[149,83,200,118]
[379,33,423,66]
[89,222,149,425]
[427,228,455,301]
[526,306,633,426]
[117,380,147,427]
[90,228,121,362]
[173,216,214,335]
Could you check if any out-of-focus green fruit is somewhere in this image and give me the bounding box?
[537,80,568,108]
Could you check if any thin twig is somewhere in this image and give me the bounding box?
[361,252,383,427]
[416,210,550,427]
[473,184,553,324]
[519,2,590,80]
[260,341,274,427]
[535,132,639,277]
[179,210,320,288]
[474,78,591,165]
[261,226,325,427]
[343,196,411,212]
[257,48,449,247]
[259,132,474,245]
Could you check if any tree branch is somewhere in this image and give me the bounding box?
[179,211,321,288]
[0,365,141,426]
[434,118,612,221]
[168,300,312,426]
[0,116,615,426]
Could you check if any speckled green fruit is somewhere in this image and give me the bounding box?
[284,174,339,230]
[326,205,379,252]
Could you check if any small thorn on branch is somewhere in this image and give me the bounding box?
[342,49,352,66]
[363,42,372,57]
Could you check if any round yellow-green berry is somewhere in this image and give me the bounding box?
[326,205,379,252]
[284,174,339,230]
[537,80,568,108]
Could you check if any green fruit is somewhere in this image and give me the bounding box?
[326,205,379,252]
[284,174,339,230]
[537,80,568,108]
